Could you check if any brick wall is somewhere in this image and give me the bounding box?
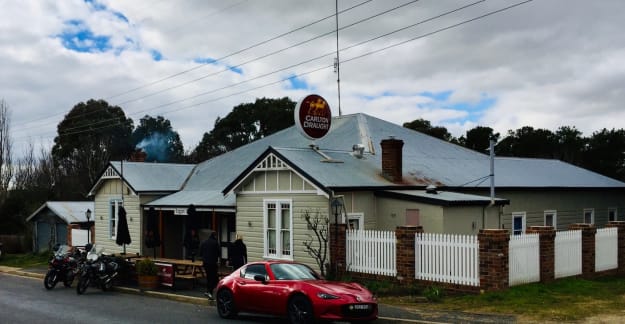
[606,221,625,274]
[526,226,556,283]
[568,223,596,277]
[478,229,510,292]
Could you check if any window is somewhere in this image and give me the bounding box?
[608,208,617,222]
[109,199,123,239]
[345,213,364,230]
[242,263,268,280]
[512,212,526,235]
[544,210,557,228]
[264,200,292,259]
[583,208,594,224]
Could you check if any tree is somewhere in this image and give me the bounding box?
[301,209,329,277]
[190,97,295,162]
[131,115,184,163]
[554,126,586,166]
[0,99,12,204]
[495,126,557,158]
[52,99,134,199]
[403,118,455,142]
[458,126,500,153]
[583,128,625,181]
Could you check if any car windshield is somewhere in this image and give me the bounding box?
[270,263,320,280]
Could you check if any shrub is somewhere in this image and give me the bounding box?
[135,258,158,276]
[423,286,444,302]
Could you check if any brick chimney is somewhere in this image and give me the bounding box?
[130,149,147,162]
[381,137,404,183]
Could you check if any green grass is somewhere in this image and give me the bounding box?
[0,252,50,268]
[379,276,625,322]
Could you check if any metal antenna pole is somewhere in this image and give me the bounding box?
[335,0,342,116]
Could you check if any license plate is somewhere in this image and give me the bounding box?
[352,304,370,310]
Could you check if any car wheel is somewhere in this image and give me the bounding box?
[216,289,237,319]
[287,295,314,324]
[44,270,58,290]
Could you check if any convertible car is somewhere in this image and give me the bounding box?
[215,260,377,323]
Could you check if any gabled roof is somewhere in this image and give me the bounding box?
[138,113,625,208]
[88,161,196,196]
[26,201,94,223]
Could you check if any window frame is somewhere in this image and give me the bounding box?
[512,212,526,235]
[583,208,595,224]
[544,210,557,229]
[109,199,123,240]
[608,207,618,222]
[263,199,293,260]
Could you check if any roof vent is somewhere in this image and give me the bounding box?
[426,185,438,194]
[352,144,365,158]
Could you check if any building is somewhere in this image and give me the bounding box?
[26,201,94,252]
[89,113,625,272]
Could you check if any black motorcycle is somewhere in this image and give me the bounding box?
[76,244,119,294]
[44,244,80,290]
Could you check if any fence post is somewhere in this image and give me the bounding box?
[478,229,510,292]
[606,221,625,274]
[330,223,347,278]
[395,226,422,283]
[526,226,556,283]
[568,223,597,277]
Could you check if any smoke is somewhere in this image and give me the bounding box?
[136,132,172,162]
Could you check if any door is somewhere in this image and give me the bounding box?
[512,212,526,235]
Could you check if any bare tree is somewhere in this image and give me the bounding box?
[301,209,329,277]
[0,99,12,203]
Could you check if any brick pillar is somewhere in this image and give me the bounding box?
[527,226,556,283]
[478,229,510,292]
[330,223,347,277]
[396,226,423,282]
[606,221,625,274]
[569,223,597,277]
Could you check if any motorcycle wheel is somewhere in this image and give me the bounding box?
[102,277,113,291]
[44,270,58,290]
[76,276,90,295]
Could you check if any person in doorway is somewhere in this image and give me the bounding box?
[184,229,200,261]
[199,230,220,299]
[230,234,247,270]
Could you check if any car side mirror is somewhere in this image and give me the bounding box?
[253,274,267,284]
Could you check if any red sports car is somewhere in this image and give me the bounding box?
[215,260,378,323]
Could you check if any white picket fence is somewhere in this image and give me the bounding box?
[555,230,582,278]
[345,230,396,276]
[596,227,618,272]
[415,233,480,286]
[509,233,540,286]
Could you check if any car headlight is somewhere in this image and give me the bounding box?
[317,292,340,300]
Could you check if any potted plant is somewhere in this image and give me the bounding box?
[135,258,159,290]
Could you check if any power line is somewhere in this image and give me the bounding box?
[15,0,534,143]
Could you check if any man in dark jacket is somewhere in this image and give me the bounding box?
[199,230,220,299]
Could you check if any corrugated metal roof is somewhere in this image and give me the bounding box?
[144,113,625,208]
[145,190,234,209]
[26,201,94,223]
[378,190,509,206]
[109,161,195,192]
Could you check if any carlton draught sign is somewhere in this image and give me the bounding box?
[294,94,332,140]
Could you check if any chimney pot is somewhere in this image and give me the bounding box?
[130,149,147,162]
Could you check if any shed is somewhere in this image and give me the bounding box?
[26,201,94,252]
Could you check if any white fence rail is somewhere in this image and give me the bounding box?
[346,230,396,276]
[415,233,480,286]
[509,233,540,286]
[555,230,582,278]
[596,227,618,272]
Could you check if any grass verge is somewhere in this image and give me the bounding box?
[377,276,625,322]
[0,252,49,268]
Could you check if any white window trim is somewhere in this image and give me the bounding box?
[343,213,364,230]
[263,199,293,260]
[608,207,618,222]
[109,199,123,240]
[512,212,526,235]
[583,208,595,224]
[544,210,557,229]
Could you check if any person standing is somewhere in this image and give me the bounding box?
[199,230,220,299]
[230,234,248,270]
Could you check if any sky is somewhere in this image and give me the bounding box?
[2,0,624,158]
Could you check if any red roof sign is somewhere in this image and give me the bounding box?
[294,94,332,140]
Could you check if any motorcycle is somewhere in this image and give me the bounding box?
[76,244,119,294]
[44,244,81,290]
[0,242,3,260]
